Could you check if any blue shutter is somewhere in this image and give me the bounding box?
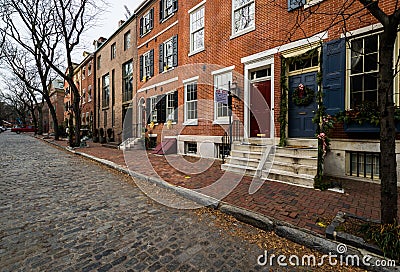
[146,98,151,124]
[172,35,178,67]
[159,43,164,73]
[159,0,164,22]
[140,17,143,36]
[149,49,154,77]
[172,0,178,13]
[139,55,143,80]
[288,0,305,11]
[173,90,178,122]
[150,8,154,29]
[322,38,346,116]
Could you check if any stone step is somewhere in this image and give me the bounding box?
[221,163,259,177]
[270,161,317,176]
[243,138,275,146]
[233,143,270,153]
[273,153,317,166]
[275,146,318,157]
[231,150,264,160]
[262,169,315,187]
[227,156,262,169]
[286,138,318,148]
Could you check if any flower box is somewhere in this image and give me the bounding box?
[344,121,400,133]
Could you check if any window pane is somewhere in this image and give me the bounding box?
[364,35,378,54]
[365,53,378,72]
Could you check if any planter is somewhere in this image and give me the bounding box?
[344,121,400,133]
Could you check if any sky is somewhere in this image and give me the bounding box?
[74,0,142,62]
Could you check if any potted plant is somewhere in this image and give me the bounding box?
[106,128,114,142]
[99,128,106,143]
[93,128,99,143]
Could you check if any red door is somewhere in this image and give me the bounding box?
[250,80,271,137]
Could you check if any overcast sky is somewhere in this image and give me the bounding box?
[74,0,142,62]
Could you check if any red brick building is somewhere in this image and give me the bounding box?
[47,79,65,134]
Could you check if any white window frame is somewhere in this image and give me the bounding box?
[346,32,380,109]
[82,88,86,104]
[184,80,198,125]
[163,0,175,19]
[165,92,176,122]
[111,43,116,60]
[88,85,92,102]
[149,96,158,123]
[163,38,174,71]
[189,5,205,55]
[88,62,92,76]
[124,31,131,50]
[213,71,232,124]
[143,11,152,35]
[143,51,152,78]
[231,0,255,39]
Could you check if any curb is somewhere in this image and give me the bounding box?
[40,137,398,271]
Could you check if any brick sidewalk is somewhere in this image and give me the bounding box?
[46,137,400,236]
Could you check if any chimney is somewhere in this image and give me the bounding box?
[118,20,126,27]
[93,37,107,50]
[82,51,90,57]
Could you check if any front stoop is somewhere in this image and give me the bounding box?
[221,138,318,187]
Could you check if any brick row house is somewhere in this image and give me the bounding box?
[66,0,400,186]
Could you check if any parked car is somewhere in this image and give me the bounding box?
[0,126,6,132]
[11,126,36,134]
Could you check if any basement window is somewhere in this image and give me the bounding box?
[347,151,380,180]
[185,142,197,155]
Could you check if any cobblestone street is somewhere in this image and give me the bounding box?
[0,133,284,272]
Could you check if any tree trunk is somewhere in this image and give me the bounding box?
[73,92,81,147]
[379,25,398,224]
[37,106,43,135]
[45,96,59,140]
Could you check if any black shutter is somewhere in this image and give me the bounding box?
[140,17,143,36]
[139,55,143,80]
[149,49,154,77]
[288,0,305,11]
[173,90,178,122]
[146,98,151,123]
[159,0,164,22]
[156,95,166,123]
[159,43,164,73]
[150,8,154,29]
[172,0,178,13]
[323,38,346,115]
[172,35,178,67]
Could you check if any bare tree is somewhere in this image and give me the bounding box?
[283,0,399,224]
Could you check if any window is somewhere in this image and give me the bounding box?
[349,33,379,108]
[124,31,131,50]
[185,81,198,123]
[88,85,92,102]
[214,72,232,121]
[146,91,178,123]
[122,61,133,102]
[149,96,158,123]
[86,112,89,125]
[102,74,110,108]
[288,51,318,72]
[159,36,178,73]
[82,67,86,79]
[140,9,154,36]
[111,43,116,60]
[82,88,86,104]
[140,49,154,81]
[160,0,177,21]
[190,6,204,53]
[185,142,197,154]
[348,151,380,180]
[232,0,255,35]
[97,55,101,70]
[88,62,92,75]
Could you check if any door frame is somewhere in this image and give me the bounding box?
[244,58,275,139]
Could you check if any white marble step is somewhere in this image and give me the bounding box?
[221,163,260,177]
[273,153,317,166]
[262,169,315,187]
[275,146,317,157]
[270,161,317,176]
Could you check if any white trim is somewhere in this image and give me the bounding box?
[211,65,235,75]
[182,76,199,84]
[189,5,205,55]
[188,48,205,57]
[230,25,255,40]
[341,23,382,38]
[138,21,179,49]
[188,0,206,14]
[183,120,198,126]
[212,119,229,125]
[241,31,328,64]
[137,77,179,93]
[184,80,198,124]
[304,0,325,8]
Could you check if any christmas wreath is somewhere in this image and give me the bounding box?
[292,83,315,106]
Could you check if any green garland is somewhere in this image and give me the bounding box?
[279,57,288,147]
[292,84,315,106]
[313,51,334,190]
